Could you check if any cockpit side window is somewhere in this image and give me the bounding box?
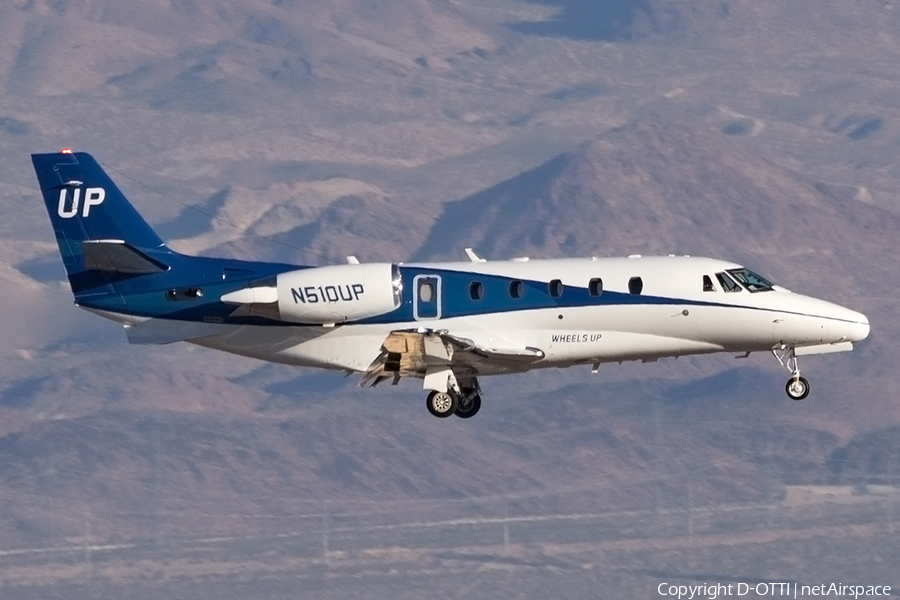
[716,272,742,293]
[727,268,775,292]
[703,275,716,292]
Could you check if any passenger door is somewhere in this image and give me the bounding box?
[413,275,441,321]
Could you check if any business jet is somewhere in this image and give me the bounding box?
[31,150,870,419]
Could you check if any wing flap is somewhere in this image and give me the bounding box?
[439,331,545,362]
[360,329,544,387]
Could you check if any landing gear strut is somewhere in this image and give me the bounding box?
[773,345,810,401]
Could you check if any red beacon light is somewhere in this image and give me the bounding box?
[61,148,72,154]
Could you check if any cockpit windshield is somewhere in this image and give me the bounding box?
[726,268,775,292]
[715,272,742,293]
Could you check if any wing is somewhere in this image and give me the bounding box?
[124,318,221,345]
[359,328,544,387]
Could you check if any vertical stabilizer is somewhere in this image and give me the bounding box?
[31,151,168,297]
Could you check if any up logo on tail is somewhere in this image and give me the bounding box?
[57,187,105,218]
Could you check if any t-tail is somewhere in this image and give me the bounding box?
[31,150,173,301]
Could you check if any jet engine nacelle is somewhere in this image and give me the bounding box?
[277,263,402,323]
[221,263,402,324]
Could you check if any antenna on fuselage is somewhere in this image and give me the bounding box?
[465,248,487,263]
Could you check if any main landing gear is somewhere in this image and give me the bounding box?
[772,345,810,401]
[425,386,482,419]
[426,391,457,417]
[454,391,482,419]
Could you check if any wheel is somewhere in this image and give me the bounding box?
[426,390,458,418]
[785,376,810,401]
[455,393,482,419]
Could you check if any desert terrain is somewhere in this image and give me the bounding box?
[0,1,899,597]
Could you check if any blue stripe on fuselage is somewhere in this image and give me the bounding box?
[78,263,823,327]
[356,266,722,324]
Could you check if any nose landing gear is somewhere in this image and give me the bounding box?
[773,345,810,401]
[785,376,810,401]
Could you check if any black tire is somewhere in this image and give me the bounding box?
[455,394,482,419]
[785,376,810,401]
[426,390,458,418]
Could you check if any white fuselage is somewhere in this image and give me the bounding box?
[143,256,869,378]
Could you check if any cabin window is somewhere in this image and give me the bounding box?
[588,278,603,296]
[716,272,742,293]
[628,277,643,295]
[469,281,484,300]
[548,279,563,298]
[703,275,716,292]
[419,282,434,303]
[509,280,523,299]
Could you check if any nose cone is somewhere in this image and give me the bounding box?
[837,307,870,343]
[786,294,870,345]
[818,299,870,343]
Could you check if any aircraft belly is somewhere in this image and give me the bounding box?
[275,334,387,371]
[528,304,788,363]
[185,301,840,377]
[552,331,722,362]
[457,307,723,366]
[192,324,391,372]
[544,332,724,364]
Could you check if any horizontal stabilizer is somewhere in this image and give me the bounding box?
[82,240,168,274]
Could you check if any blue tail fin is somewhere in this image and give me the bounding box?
[31,151,170,298]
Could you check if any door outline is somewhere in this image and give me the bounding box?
[413,275,441,321]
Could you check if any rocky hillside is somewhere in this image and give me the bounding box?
[1,1,900,595]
